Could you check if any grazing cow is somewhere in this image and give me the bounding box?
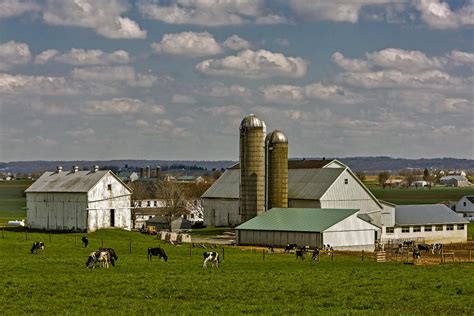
[417,244,431,253]
[312,248,320,262]
[413,249,421,263]
[82,236,89,248]
[266,244,274,253]
[295,249,305,260]
[30,241,45,254]
[203,252,219,267]
[147,247,168,262]
[403,240,415,249]
[284,244,297,253]
[99,248,118,266]
[86,251,110,269]
[432,243,443,254]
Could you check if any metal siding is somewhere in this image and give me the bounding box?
[202,198,240,226]
[267,141,288,209]
[237,230,321,247]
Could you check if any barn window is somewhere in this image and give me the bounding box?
[463,202,466,206]
[344,179,348,184]
[154,201,158,207]
[435,225,443,231]
[424,226,432,232]
[385,227,394,234]
[147,201,151,207]
[457,224,464,230]
[413,226,421,232]
[446,224,454,231]
[401,227,410,233]
[107,184,112,191]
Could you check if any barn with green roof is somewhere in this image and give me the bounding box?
[235,208,380,251]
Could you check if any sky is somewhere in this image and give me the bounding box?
[0,0,473,162]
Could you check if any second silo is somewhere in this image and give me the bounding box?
[240,114,266,222]
[265,130,288,210]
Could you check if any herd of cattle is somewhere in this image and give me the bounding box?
[29,237,446,268]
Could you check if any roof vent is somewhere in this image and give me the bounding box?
[93,165,99,173]
[57,166,63,173]
[322,157,325,161]
[73,166,79,173]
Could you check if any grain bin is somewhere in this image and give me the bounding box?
[265,130,288,210]
[240,114,266,222]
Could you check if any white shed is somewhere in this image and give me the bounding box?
[235,208,380,251]
[453,196,474,221]
[26,167,132,232]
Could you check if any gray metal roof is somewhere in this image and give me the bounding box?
[240,114,265,129]
[440,175,469,181]
[25,170,123,193]
[202,168,344,200]
[266,130,288,144]
[395,204,469,226]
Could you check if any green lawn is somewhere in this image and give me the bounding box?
[368,186,474,205]
[0,229,473,314]
[0,180,32,226]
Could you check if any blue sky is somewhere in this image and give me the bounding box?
[0,0,473,161]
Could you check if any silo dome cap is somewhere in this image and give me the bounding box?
[240,114,265,129]
[266,130,288,144]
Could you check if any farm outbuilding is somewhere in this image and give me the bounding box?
[235,208,380,251]
[25,166,132,232]
[381,204,468,244]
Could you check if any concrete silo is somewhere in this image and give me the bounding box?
[240,114,266,222]
[265,130,288,210]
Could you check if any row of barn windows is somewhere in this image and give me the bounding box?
[385,224,465,234]
[137,200,199,207]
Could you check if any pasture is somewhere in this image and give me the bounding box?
[368,186,474,205]
[0,180,32,226]
[0,229,473,314]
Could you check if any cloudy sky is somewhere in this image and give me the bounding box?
[0,0,473,161]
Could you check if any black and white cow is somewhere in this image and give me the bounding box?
[30,241,45,254]
[99,248,118,266]
[417,244,431,253]
[86,251,110,269]
[412,249,421,263]
[284,244,297,253]
[312,248,320,262]
[203,252,219,267]
[82,236,89,248]
[295,249,305,260]
[148,247,168,261]
[432,243,443,254]
[266,244,274,253]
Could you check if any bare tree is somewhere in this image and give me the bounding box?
[157,182,190,231]
[378,171,390,188]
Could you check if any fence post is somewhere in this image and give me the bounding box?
[75,235,77,246]
[222,247,225,260]
[263,249,265,261]
[189,243,192,258]
[25,228,28,241]
[331,251,334,262]
[361,250,364,261]
[129,239,132,254]
[2,228,4,239]
[101,238,104,248]
[470,249,472,262]
[441,249,443,263]
[49,232,51,243]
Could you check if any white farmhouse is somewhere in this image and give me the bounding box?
[381,204,468,243]
[453,196,474,221]
[26,166,132,232]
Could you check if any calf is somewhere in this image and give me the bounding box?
[432,243,443,254]
[284,244,297,253]
[30,241,45,254]
[86,251,110,269]
[266,244,274,253]
[82,236,89,248]
[295,249,305,260]
[413,249,421,263]
[203,252,219,267]
[99,248,118,266]
[312,248,320,262]
[417,244,431,253]
[148,247,168,261]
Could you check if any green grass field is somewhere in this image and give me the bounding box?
[0,180,32,226]
[0,229,473,314]
[368,186,474,205]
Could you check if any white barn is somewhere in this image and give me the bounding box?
[452,196,474,221]
[381,204,468,244]
[26,166,132,232]
[202,159,388,228]
[235,208,380,251]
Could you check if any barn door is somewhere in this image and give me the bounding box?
[110,209,115,227]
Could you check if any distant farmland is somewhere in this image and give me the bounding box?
[368,186,474,205]
[0,180,32,226]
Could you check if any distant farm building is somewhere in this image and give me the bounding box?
[25,166,132,232]
[381,204,468,243]
[439,175,471,187]
[235,208,380,251]
[117,170,139,182]
[384,179,405,188]
[452,196,474,221]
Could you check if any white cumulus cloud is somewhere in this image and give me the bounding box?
[415,0,474,29]
[151,32,222,57]
[71,66,157,88]
[82,98,145,115]
[35,48,130,65]
[0,0,40,18]
[0,41,31,70]
[223,35,251,51]
[196,49,307,79]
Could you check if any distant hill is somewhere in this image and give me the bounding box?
[0,157,473,174]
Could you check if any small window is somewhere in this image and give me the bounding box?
[457,224,464,230]
[147,201,151,207]
[435,225,443,231]
[107,184,112,190]
[402,227,410,233]
[194,200,198,206]
[446,224,454,231]
[463,202,466,206]
[344,179,348,184]
[191,214,194,219]
[149,216,153,219]
[385,227,394,234]
[154,201,157,207]
[413,226,421,232]
[424,226,432,232]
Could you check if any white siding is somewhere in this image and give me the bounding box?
[454,197,474,217]
[87,173,131,232]
[27,192,88,230]
[202,198,240,226]
[382,224,468,243]
[380,202,395,227]
[323,213,379,251]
